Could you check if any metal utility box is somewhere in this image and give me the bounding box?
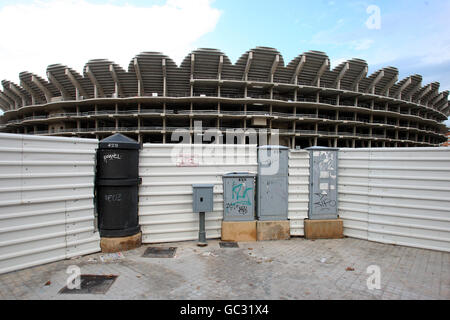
[192,184,214,213]
[257,146,289,221]
[306,147,339,220]
[222,172,256,221]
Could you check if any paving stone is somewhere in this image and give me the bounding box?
[0,238,449,300]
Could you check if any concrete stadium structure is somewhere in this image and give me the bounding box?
[0,47,449,148]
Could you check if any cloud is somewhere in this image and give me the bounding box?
[350,39,374,51]
[0,0,222,84]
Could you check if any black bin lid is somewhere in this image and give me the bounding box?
[99,133,140,150]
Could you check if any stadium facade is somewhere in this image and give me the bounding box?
[0,47,448,148]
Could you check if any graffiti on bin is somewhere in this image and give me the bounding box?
[103,152,122,164]
[105,194,122,202]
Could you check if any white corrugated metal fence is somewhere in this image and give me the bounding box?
[338,148,450,252]
[288,150,309,236]
[138,144,257,243]
[0,133,100,274]
[2,135,450,274]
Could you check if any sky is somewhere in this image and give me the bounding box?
[0,0,449,125]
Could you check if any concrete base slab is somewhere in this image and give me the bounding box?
[304,219,343,239]
[100,232,142,253]
[221,221,257,242]
[256,220,290,241]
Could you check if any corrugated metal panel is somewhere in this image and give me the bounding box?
[288,150,309,236]
[0,133,100,274]
[338,148,450,252]
[337,149,370,240]
[139,144,257,243]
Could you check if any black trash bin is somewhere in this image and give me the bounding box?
[96,133,141,237]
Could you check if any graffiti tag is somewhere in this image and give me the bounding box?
[314,192,336,211]
[103,153,122,163]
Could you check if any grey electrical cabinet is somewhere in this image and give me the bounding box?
[306,147,339,220]
[192,184,214,213]
[222,172,256,221]
[256,146,289,221]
